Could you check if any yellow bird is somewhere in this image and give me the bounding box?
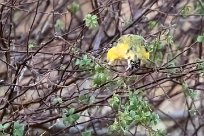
[107,34,150,68]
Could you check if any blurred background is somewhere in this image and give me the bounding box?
[1,0,204,136]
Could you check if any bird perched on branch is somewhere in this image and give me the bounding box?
[107,34,150,70]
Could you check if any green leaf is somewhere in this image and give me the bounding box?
[84,14,98,29]
[108,93,120,109]
[68,108,75,114]
[0,123,9,131]
[151,113,160,125]
[75,55,94,70]
[94,64,105,73]
[196,59,204,75]
[71,114,80,121]
[55,19,64,31]
[109,91,160,134]
[148,38,164,65]
[166,34,174,45]
[52,97,63,105]
[63,108,80,126]
[75,59,80,65]
[154,52,163,64]
[149,129,164,136]
[93,72,107,87]
[182,83,197,99]
[195,1,204,14]
[0,124,3,131]
[81,130,92,136]
[197,35,204,43]
[13,121,24,136]
[28,43,34,50]
[109,119,120,132]
[67,2,79,14]
[147,20,157,29]
[180,5,192,17]
[79,95,90,104]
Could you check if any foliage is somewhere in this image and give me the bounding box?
[180,5,192,17]
[84,14,98,29]
[108,93,120,110]
[197,34,204,43]
[62,108,80,126]
[194,0,204,14]
[28,42,34,50]
[149,129,165,136]
[0,123,9,136]
[196,59,204,75]
[13,121,25,136]
[182,83,197,99]
[55,19,64,32]
[75,55,95,70]
[165,61,180,76]
[148,38,163,65]
[79,94,91,104]
[93,64,108,87]
[52,97,63,105]
[148,20,157,29]
[93,71,107,87]
[81,130,92,136]
[109,91,161,135]
[75,56,108,87]
[67,2,79,14]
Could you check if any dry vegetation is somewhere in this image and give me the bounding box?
[1,0,204,136]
